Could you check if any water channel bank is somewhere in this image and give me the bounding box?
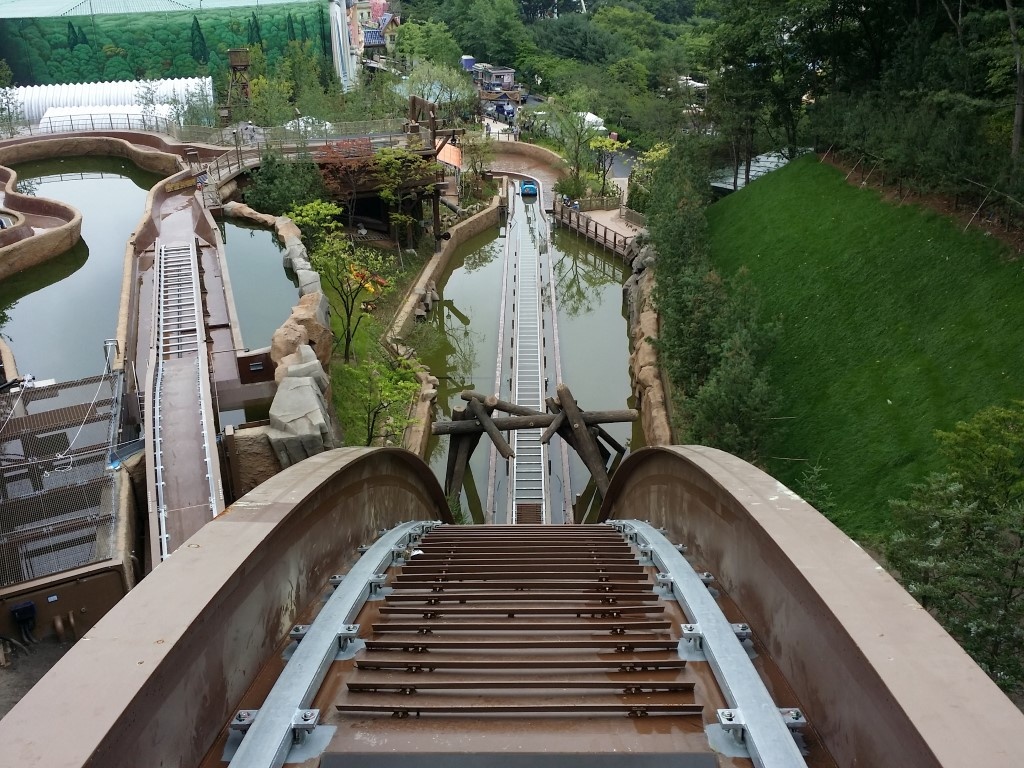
[0,157,162,381]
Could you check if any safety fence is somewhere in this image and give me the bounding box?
[0,373,123,587]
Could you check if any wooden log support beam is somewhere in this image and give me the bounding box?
[557,383,611,497]
[432,410,636,435]
[467,397,514,459]
[444,407,468,497]
[540,410,566,444]
[460,390,541,417]
[595,425,627,456]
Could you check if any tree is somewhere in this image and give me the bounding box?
[319,146,376,226]
[247,12,263,48]
[460,131,494,193]
[286,200,343,253]
[244,149,325,216]
[372,147,443,248]
[190,16,209,65]
[626,142,670,212]
[460,0,527,65]
[405,61,476,122]
[589,134,629,196]
[395,20,461,68]
[310,240,394,362]
[544,88,602,182]
[247,75,293,125]
[885,402,1024,694]
[350,355,419,446]
[0,59,24,139]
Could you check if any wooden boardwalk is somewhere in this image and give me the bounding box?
[551,201,636,258]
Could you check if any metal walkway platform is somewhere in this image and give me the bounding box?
[145,240,222,563]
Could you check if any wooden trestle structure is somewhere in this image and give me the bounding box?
[432,384,637,513]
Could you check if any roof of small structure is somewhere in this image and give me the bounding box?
[362,29,385,47]
[11,77,212,122]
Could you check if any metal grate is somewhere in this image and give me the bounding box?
[0,374,122,587]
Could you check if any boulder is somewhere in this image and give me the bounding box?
[282,241,306,270]
[266,377,338,468]
[638,310,659,341]
[276,217,303,245]
[270,318,309,364]
[295,269,322,296]
[631,340,658,371]
[229,427,283,496]
[284,360,331,394]
[222,201,277,228]
[289,292,334,369]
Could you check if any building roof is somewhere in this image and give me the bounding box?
[362,28,385,47]
[472,62,515,74]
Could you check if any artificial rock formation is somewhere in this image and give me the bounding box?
[266,377,339,468]
[623,235,673,446]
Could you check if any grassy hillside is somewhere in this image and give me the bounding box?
[707,155,1024,539]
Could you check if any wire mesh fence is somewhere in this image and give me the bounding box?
[0,373,123,588]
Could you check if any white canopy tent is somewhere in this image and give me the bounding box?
[11,77,212,122]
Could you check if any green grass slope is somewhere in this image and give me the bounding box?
[707,155,1024,539]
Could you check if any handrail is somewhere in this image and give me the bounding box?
[2,114,407,147]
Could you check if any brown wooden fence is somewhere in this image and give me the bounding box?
[552,199,634,258]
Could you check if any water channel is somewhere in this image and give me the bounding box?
[0,157,161,382]
[418,221,643,522]
[0,157,299,389]
[0,156,640,520]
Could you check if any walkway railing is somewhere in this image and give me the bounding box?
[553,199,635,257]
[3,114,406,148]
[620,204,647,228]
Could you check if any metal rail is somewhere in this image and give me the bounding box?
[610,520,808,768]
[227,521,436,768]
[149,240,218,561]
[509,191,547,523]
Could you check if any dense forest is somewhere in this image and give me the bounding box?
[0,2,329,87]
[399,0,1024,206]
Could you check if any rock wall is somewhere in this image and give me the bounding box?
[622,235,674,445]
[219,202,338,470]
[490,141,570,176]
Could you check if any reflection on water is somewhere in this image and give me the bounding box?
[420,221,642,521]
[219,221,298,350]
[550,228,624,317]
[0,157,162,381]
[550,228,645,509]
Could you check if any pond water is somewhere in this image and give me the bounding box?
[219,220,298,351]
[418,221,642,522]
[0,158,300,391]
[0,157,162,382]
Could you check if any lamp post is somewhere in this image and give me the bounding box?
[232,129,241,169]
